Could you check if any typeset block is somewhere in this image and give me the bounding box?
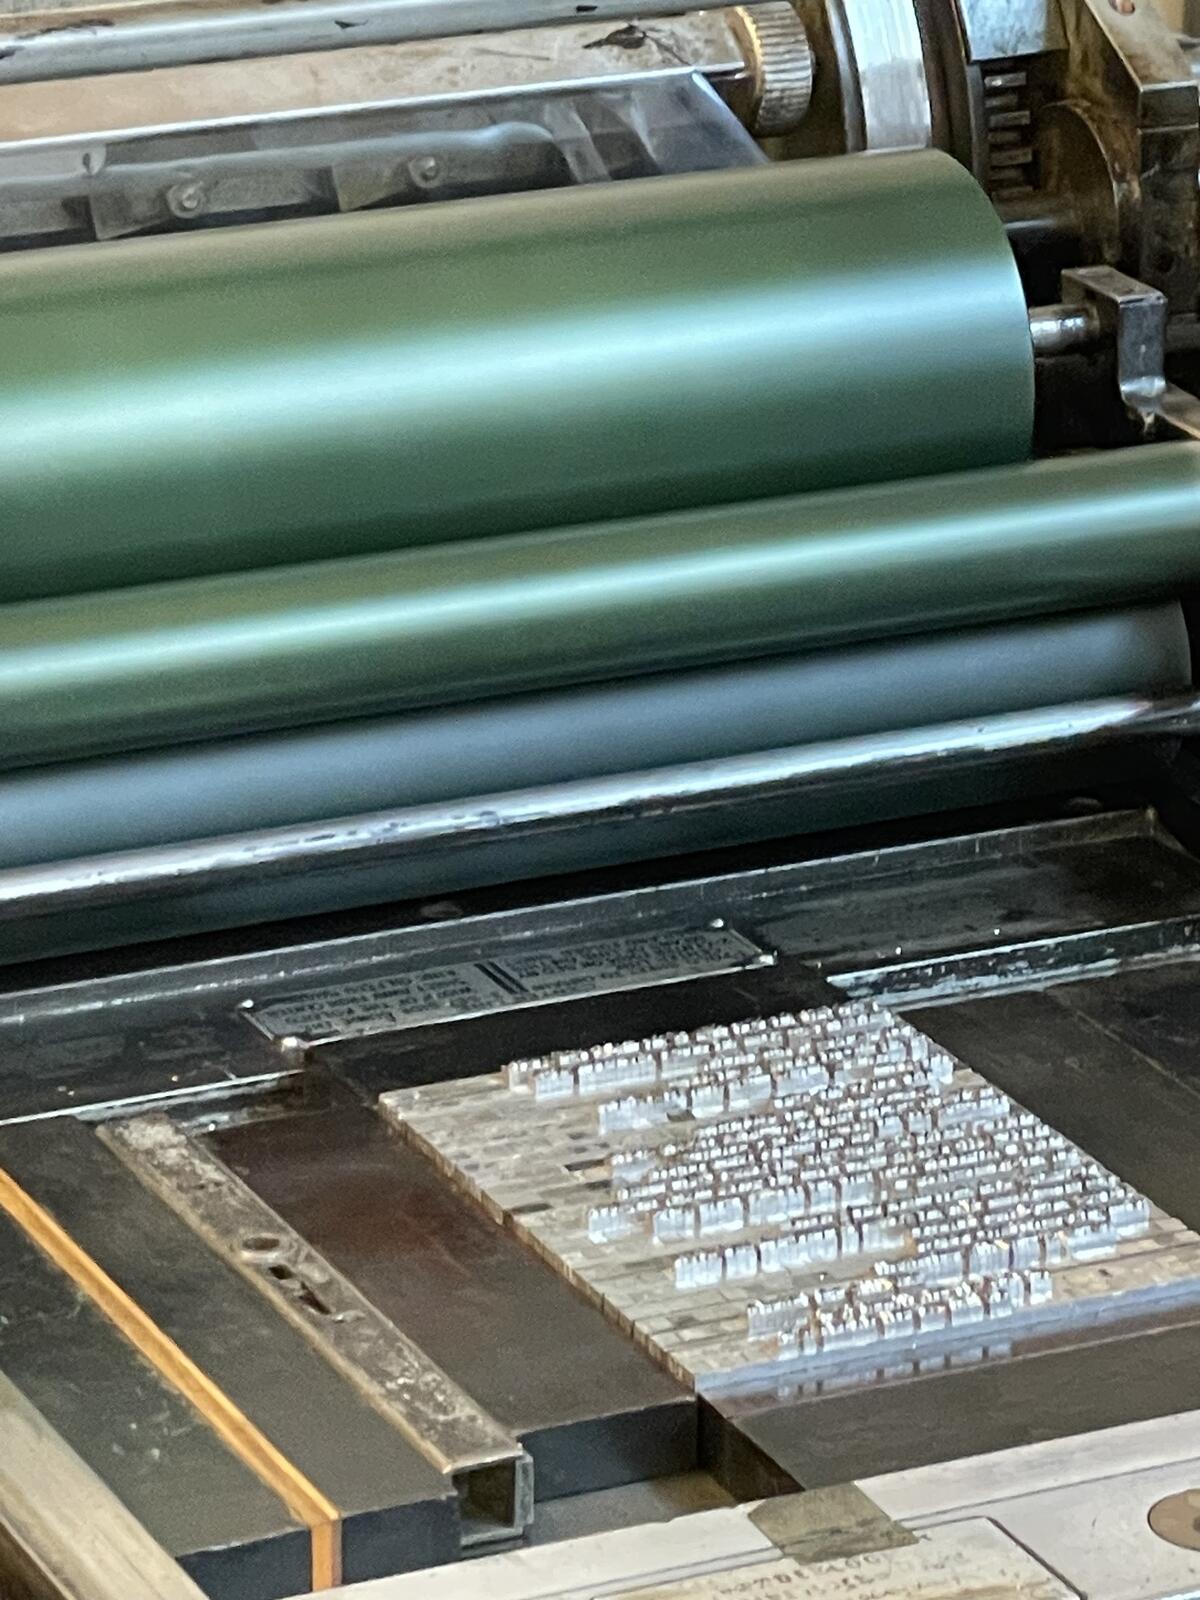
[382,1003,1200,1390]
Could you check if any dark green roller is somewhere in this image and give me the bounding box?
[2,443,1199,771]
[0,149,1031,602]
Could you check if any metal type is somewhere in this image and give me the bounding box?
[384,1002,1200,1391]
[0,149,1031,603]
[0,606,1183,867]
[4,445,1200,769]
[211,1103,697,1500]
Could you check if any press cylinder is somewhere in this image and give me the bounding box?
[0,148,1033,602]
[2,444,1200,770]
[0,606,1184,867]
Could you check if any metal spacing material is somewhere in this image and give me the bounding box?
[731,3,814,135]
[100,1114,533,1549]
[0,1368,207,1600]
[0,0,713,81]
[0,13,749,149]
[829,0,933,150]
[2,694,1198,928]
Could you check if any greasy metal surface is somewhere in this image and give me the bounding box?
[15,442,1200,770]
[0,694,1194,964]
[0,0,714,81]
[103,1112,533,1545]
[954,0,1066,60]
[0,14,748,144]
[750,1486,915,1563]
[0,606,1183,870]
[724,1316,1200,1488]
[0,149,1031,606]
[0,1208,310,1598]
[0,1369,208,1600]
[1,806,1197,1057]
[833,0,933,150]
[210,1102,698,1501]
[247,926,769,1046]
[0,1119,461,1584]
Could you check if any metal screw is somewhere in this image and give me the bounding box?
[166,179,207,218]
[408,155,441,187]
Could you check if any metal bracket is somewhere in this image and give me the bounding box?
[1061,263,1200,441]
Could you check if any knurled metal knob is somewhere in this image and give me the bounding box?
[732,3,815,138]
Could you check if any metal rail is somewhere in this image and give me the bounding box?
[0,0,721,81]
[1,693,1195,930]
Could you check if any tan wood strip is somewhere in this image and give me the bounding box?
[0,1165,342,1590]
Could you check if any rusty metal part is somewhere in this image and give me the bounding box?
[1044,0,1200,310]
[0,0,719,80]
[101,1114,534,1549]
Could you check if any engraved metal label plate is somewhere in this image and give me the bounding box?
[245,926,768,1046]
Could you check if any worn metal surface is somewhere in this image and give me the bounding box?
[955,0,1066,60]
[0,0,720,80]
[103,1112,533,1547]
[832,0,933,150]
[320,1519,1071,1600]
[210,1101,698,1501]
[0,14,748,145]
[0,1205,310,1597]
[0,1370,207,1600]
[247,927,770,1047]
[0,1119,461,1585]
[0,693,1195,965]
[2,805,1196,1076]
[0,149,1029,608]
[868,1411,1200,1600]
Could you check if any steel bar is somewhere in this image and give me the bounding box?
[0,0,717,81]
[2,445,1199,770]
[0,692,1195,957]
[0,1371,206,1600]
[0,149,1032,603]
[0,14,748,147]
[0,606,1185,868]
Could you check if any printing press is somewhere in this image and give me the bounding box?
[3,2,1200,1598]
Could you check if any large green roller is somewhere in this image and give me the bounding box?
[0,149,1032,602]
[3,443,1200,771]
